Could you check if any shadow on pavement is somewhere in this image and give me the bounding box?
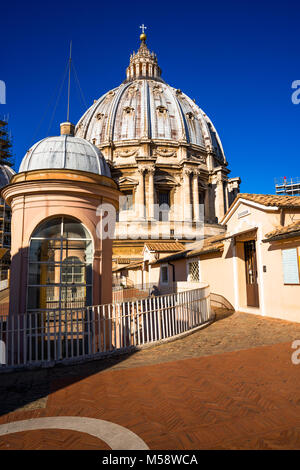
[0,348,140,416]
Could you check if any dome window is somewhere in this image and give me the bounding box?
[157,105,168,116]
[123,106,135,115]
[153,85,162,95]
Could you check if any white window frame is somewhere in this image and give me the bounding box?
[281,247,300,285]
[160,263,169,285]
[27,216,94,313]
[187,258,201,282]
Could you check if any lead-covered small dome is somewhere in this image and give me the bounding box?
[0,165,16,187]
[19,123,111,177]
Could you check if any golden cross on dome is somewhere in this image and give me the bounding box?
[139,24,147,34]
[139,24,147,42]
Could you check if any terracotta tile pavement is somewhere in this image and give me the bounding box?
[0,429,110,450]
[1,312,300,449]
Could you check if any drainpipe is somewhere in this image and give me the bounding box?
[280,208,285,227]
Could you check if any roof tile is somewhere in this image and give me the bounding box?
[264,222,300,241]
[222,193,300,223]
[144,241,185,252]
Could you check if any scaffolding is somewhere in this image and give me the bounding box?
[0,118,13,166]
[275,177,300,196]
[0,119,13,280]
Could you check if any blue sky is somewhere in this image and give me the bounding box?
[1,0,300,194]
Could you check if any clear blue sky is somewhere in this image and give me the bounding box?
[1,0,300,194]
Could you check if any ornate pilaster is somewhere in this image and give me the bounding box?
[137,166,146,219]
[204,186,211,223]
[147,167,155,220]
[210,166,230,222]
[192,170,201,222]
[183,168,193,221]
[216,172,225,221]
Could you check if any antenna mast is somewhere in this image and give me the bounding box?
[67,41,72,122]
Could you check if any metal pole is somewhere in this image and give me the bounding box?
[67,41,72,122]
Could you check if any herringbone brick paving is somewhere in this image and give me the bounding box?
[0,429,110,450]
[1,310,300,449]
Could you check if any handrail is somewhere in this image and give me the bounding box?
[0,286,212,371]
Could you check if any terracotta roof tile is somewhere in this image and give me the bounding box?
[237,194,300,207]
[113,260,145,272]
[150,235,225,264]
[222,193,300,223]
[187,241,224,257]
[144,241,185,252]
[264,222,300,241]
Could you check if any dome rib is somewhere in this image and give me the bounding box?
[108,83,131,142]
[62,135,67,168]
[146,81,152,138]
[20,137,50,172]
[168,87,189,143]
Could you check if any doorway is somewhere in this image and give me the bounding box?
[244,240,259,308]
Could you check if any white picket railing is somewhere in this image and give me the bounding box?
[0,285,212,371]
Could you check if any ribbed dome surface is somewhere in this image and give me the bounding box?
[19,135,111,177]
[0,165,15,187]
[75,80,225,162]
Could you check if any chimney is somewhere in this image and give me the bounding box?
[60,122,75,136]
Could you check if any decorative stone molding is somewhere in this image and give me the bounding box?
[189,153,206,164]
[154,147,176,158]
[154,174,178,186]
[103,91,115,102]
[153,85,163,95]
[138,165,148,174]
[127,85,139,96]
[117,176,139,187]
[183,167,193,176]
[115,149,138,158]
[147,166,155,174]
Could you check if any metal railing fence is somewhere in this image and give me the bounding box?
[0,286,212,371]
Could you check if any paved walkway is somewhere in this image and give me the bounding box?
[1,310,300,449]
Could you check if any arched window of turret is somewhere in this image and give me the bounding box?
[27,216,93,313]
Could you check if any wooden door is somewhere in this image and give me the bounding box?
[244,240,259,308]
